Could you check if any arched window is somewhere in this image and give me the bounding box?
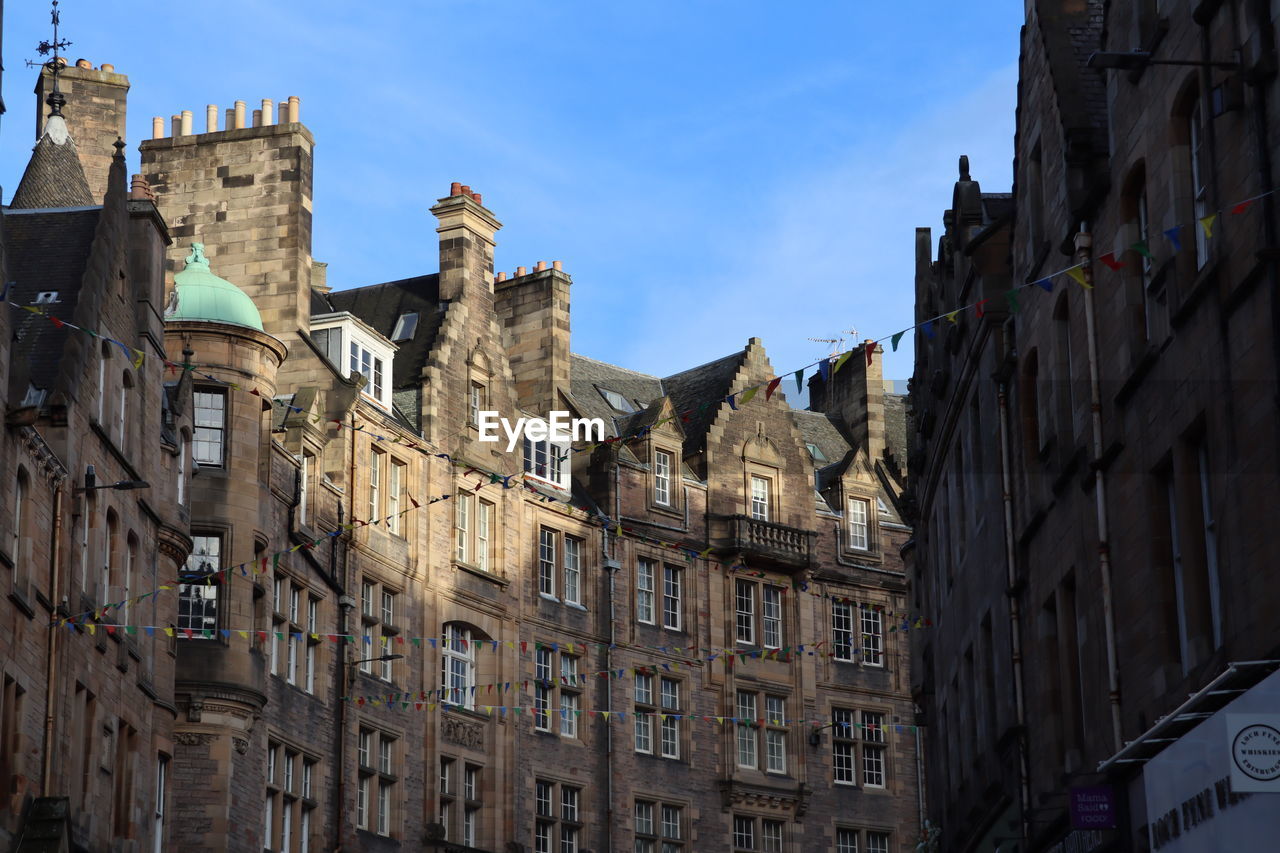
[103,509,119,603]
[118,372,133,449]
[177,430,189,506]
[97,341,112,424]
[12,469,30,594]
[1020,348,1042,461]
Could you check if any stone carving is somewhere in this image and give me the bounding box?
[441,714,484,750]
[233,737,248,755]
[186,698,204,722]
[173,731,217,747]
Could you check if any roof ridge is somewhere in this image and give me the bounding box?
[570,352,663,381]
[661,347,746,382]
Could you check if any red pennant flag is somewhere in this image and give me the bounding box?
[865,342,876,365]
[765,377,782,400]
[975,299,990,318]
[1098,253,1125,270]
[1231,199,1255,215]
[51,316,65,328]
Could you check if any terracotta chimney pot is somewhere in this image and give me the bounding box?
[552,261,562,271]
[471,192,482,204]
[100,63,115,72]
[516,266,527,276]
[535,261,547,272]
[450,182,463,196]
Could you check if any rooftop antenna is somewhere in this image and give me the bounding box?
[808,327,859,358]
[26,0,73,117]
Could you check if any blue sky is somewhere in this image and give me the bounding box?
[2,0,1019,389]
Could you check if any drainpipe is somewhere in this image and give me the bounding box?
[996,380,1031,847]
[333,412,358,852]
[40,484,66,796]
[602,460,623,853]
[1075,227,1124,753]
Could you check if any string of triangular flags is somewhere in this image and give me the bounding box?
[336,699,920,736]
[53,490,450,628]
[565,187,1278,452]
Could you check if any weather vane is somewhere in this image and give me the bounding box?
[25,1,73,117]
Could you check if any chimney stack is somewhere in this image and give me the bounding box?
[430,182,501,304]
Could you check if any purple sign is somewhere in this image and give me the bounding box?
[1070,785,1117,830]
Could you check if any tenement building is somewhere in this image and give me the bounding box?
[909,2,1280,852]
[0,49,922,853]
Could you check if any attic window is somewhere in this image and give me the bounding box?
[877,496,890,515]
[391,312,418,342]
[35,291,60,304]
[806,443,827,463]
[597,388,636,413]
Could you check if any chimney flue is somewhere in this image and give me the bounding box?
[534,261,547,272]
[170,115,181,137]
[252,109,262,128]
[497,272,507,282]
[180,110,194,136]
[287,96,300,123]
[262,99,274,125]
[234,100,246,129]
[552,261,562,271]
[450,182,462,196]
[460,185,471,196]
[206,104,218,132]
[471,192,482,204]
[516,266,527,276]
[100,63,115,72]
[152,117,164,139]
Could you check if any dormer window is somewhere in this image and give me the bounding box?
[523,437,568,489]
[310,312,395,409]
[806,443,827,464]
[654,450,673,506]
[750,476,771,521]
[597,387,636,413]
[349,342,384,400]
[391,312,418,342]
[848,498,870,550]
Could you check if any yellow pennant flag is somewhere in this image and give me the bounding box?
[1199,214,1217,238]
[832,351,854,374]
[86,624,96,635]
[163,627,174,637]
[739,386,759,404]
[132,350,145,369]
[945,311,959,324]
[1066,267,1092,289]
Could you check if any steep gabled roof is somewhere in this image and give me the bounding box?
[10,116,94,209]
[323,274,446,390]
[662,349,747,454]
[791,409,852,465]
[5,207,102,398]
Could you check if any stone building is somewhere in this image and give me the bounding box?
[909,2,1280,852]
[0,45,921,853]
[0,71,190,851]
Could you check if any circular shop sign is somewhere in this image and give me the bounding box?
[1232,723,1280,782]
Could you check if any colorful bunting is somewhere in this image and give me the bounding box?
[1163,226,1182,251]
[890,331,905,351]
[1098,253,1124,270]
[1199,214,1217,238]
[1065,266,1091,289]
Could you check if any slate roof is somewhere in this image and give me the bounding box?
[5,207,102,396]
[10,122,94,209]
[883,392,909,466]
[662,349,747,454]
[791,409,852,466]
[569,354,665,437]
[322,274,446,390]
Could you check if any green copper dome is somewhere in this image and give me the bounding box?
[166,243,264,331]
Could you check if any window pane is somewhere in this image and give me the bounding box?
[762,586,782,649]
[637,559,655,624]
[563,538,581,604]
[832,602,854,661]
[662,567,681,630]
[735,580,755,644]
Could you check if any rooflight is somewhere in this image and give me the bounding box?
[806,443,827,463]
[598,388,636,413]
[391,312,418,342]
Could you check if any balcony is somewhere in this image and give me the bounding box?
[710,515,816,572]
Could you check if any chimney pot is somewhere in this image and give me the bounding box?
[206,104,218,132]
[460,185,471,196]
[471,192,482,204]
[450,182,462,196]
[100,63,115,72]
[252,109,263,128]
[552,261,563,271]
[535,261,547,272]
[516,266,527,276]
[151,116,164,139]
[180,110,194,136]
[233,100,246,130]
[497,272,507,282]
[170,115,182,137]
[287,95,300,123]
[262,99,275,126]
[75,58,91,69]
